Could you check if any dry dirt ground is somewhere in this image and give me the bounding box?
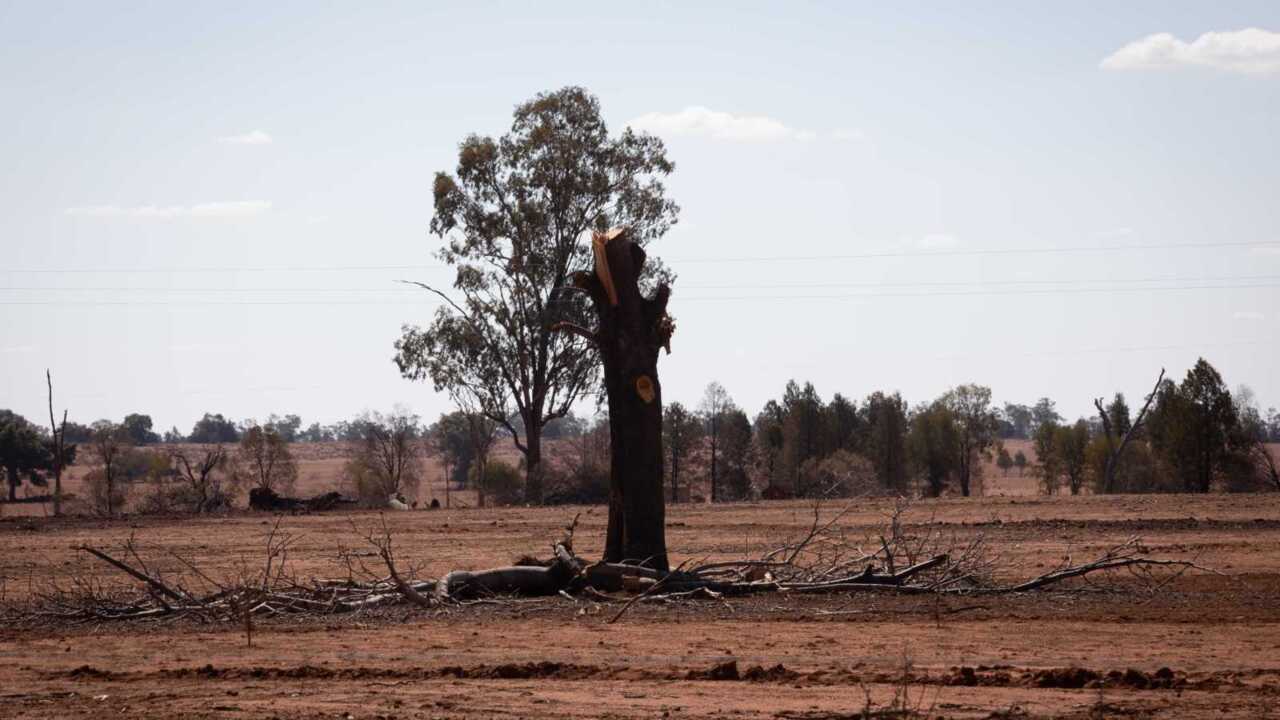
[3,492,1280,719]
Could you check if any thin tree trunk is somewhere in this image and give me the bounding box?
[524,427,543,504]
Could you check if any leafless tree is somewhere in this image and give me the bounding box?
[1094,368,1165,494]
[346,409,423,506]
[88,421,129,518]
[171,445,230,512]
[46,370,69,517]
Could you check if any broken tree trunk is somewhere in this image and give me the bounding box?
[554,227,674,572]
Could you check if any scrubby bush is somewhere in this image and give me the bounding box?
[478,460,523,506]
[797,450,879,498]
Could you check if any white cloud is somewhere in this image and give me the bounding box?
[1233,311,1266,321]
[0,345,36,354]
[64,201,272,219]
[1101,28,1280,74]
[219,129,273,145]
[627,106,815,142]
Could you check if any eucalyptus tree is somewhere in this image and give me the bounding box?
[395,87,678,503]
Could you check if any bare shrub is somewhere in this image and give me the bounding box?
[342,410,423,507]
[797,450,880,498]
[82,468,129,517]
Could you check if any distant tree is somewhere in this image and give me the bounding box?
[162,426,186,443]
[430,411,475,494]
[1,410,52,502]
[825,394,860,454]
[781,380,824,495]
[1013,449,1028,476]
[170,445,231,513]
[393,86,679,504]
[718,408,755,500]
[455,400,499,508]
[298,422,333,443]
[663,402,701,503]
[190,413,239,444]
[699,382,734,502]
[1093,369,1165,494]
[61,420,93,444]
[1147,358,1241,493]
[907,402,959,497]
[1106,394,1132,437]
[344,410,423,506]
[860,391,909,492]
[266,414,302,443]
[234,425,297,495]
[1030,398,1063,435]
[1057,420,1090,495]
[996,446,1014,477]
[1233,387,1280,492]
[88,420,130,517]
[943,384,1001,497]
[1033,421,1062,494]
[1001,403,1033,439]
[121,413,160,445]
[754,400,786,492]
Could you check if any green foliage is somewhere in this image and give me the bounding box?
[718,408,755,500]
[1013,449,1028,474]
[234,425,297,495]
[996,447,1014,476]
[907,403,960,497]
[1057,420,1090,495]
[1,409,53,501]
[266,414,302,443]
[479,460,524,506]
[663,402,702,502]
[941,384,1001,497]
[394,86,679,504]
[1147,358,1243,493]
[861,391,910,493]
[189,413,239,444]
[121,413,160,445]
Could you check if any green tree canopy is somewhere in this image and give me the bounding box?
[395,86,679,503]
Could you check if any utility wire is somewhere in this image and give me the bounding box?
[2,282,1277,306]
[3,274,1279,293]
[6,239,1276,273]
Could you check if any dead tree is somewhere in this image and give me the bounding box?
[552,228,674,571]
[1094,368,1165,494]
[171,446,228,513]
[46,370,69,517]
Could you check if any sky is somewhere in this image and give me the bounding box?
[2,1,1279,434]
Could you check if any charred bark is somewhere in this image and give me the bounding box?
[553,228,673,571]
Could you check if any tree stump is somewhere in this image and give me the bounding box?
[556,228,673,571]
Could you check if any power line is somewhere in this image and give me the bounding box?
[6,240,1276,273]
[2,281,1277,306]
[3,274,1279,293]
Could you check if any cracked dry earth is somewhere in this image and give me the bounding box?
[2,493,1279,719]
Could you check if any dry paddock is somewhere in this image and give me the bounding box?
[2,493,1279,719]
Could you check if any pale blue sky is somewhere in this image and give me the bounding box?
[3,1,1278,432]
